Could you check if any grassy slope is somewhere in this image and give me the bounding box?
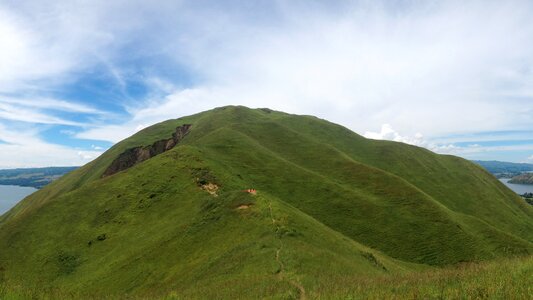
[0,145,411,298]
[274,113,532,240]
[0,106,532,297]
[1,256,530,299]
[179,107,533,263]
[309,255,533,299]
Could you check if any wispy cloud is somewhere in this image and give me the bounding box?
[365,123,533,162]
[0,124,103,168]
[0,97,104,114]
[1,1,533,165]
[0,96,110,126]
[0,102,83,125]
[79,1,533,137]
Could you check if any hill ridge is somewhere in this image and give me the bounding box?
[0,106,531,297]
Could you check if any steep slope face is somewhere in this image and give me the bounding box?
[0,144,408,298]
[0,106,531,297]
[272,115,532,241]
[102,124,192,177]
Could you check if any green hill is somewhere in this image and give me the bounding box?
[510,173,533,185]
[0,106,531,298]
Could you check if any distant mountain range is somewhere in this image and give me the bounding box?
[0,167,78,189]
[0,106,531,298]
[472,160,533,175]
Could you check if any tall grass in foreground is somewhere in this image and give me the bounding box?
[311,255,532,299]
[1,256,531,299]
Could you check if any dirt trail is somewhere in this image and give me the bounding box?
[268,201,307,300]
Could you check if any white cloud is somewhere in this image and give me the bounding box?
[0,7,82,92]
[365,123,533,159]
[74,0,533,144]
[364,123,458,154]
[0,0,169,93]
[0,124,103,168]
[0,102,82,125]
[0,96,110,126]
[440,144,533,155]
[1,1,533,165]
[76,87,213,142]
[364,124,425,146]
[77,124,136,144]
[0,97,104,115]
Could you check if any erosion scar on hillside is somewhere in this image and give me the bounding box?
[103,124,192,177]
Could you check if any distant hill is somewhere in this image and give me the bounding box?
[472,160,533,175]
[0,106,531,298]
[0,167,78,188]
[510,173,533,185]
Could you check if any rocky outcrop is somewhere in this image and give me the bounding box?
[103,124,191,177]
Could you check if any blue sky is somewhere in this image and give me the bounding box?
[0,0,533,168]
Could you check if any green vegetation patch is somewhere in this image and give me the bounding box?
[0,106,531,298]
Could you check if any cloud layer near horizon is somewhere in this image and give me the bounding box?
[1,0,533,167]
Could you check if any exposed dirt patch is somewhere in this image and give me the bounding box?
[103,124,191,177]
[245,189,257,195]
[202,183,219,196]
[236,204,253,210]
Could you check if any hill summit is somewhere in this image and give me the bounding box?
[0,106,531,298]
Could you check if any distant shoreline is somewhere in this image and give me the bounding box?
[0,166,78,189]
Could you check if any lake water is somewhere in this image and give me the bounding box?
[0,185,37,215]
[499,178,533,195]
